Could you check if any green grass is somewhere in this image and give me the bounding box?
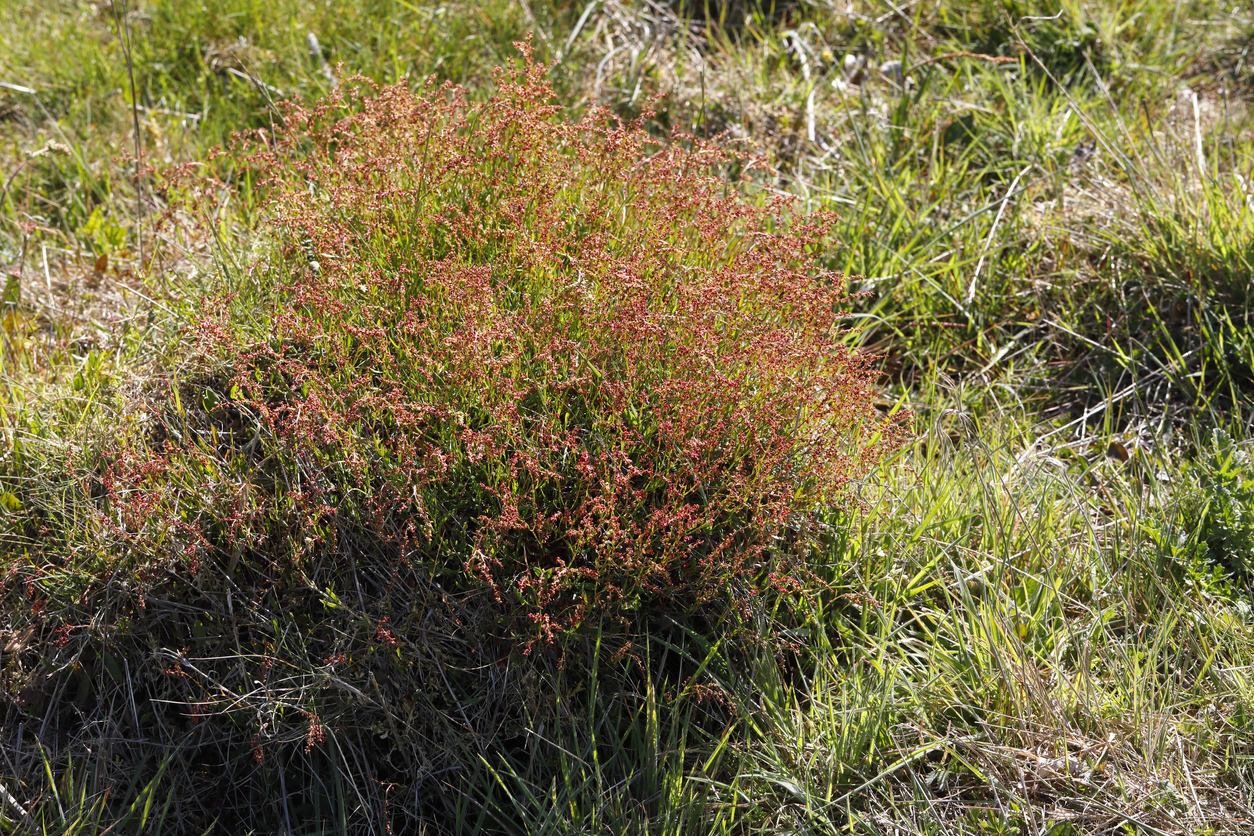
[5,0,1254,833]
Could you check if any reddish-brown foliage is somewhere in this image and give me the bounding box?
[144,44,909,641]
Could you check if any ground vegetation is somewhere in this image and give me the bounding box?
[4,1,1254,833]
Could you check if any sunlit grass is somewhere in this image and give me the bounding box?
[4,0,1254,833]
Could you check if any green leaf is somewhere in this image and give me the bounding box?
[1,272,18,310]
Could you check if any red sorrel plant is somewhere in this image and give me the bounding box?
[143,43,909,643]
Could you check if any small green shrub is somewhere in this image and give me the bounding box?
[1187,427,1254,581]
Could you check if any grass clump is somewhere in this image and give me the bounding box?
[139,47,908,640]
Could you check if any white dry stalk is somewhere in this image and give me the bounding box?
[0,781,26,820]
[306,32,337,89]
[1191,88,1206,180]
[593,39,620,103]
[787,32,818,147]
[559,0,600,64]
[966,164,1032,307]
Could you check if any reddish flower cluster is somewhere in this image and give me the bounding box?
[153,44,908,640]
[304,714,328,753]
